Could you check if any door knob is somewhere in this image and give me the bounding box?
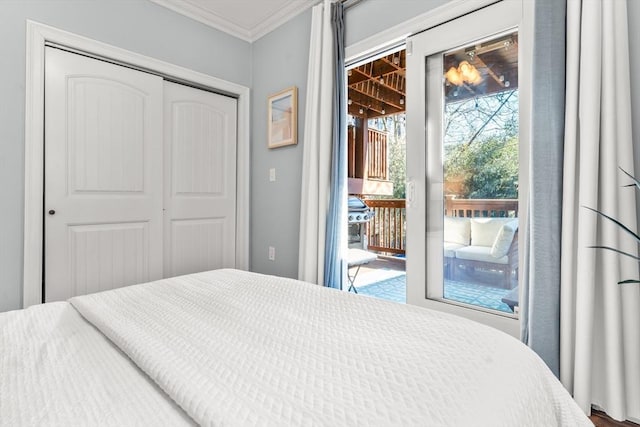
[48,210,55,215]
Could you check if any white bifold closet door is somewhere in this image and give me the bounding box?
[44,47,164,302]
[44,47,237,302]
[163,81,237,278]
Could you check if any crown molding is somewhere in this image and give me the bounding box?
[150,0,252,41]
[250,1,315,42]
[149,0,315,43]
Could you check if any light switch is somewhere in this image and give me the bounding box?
[269,168,276,182]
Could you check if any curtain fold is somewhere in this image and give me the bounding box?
[298,0,337,286]
[323,2,347,289]
[520,0,566,377]
[560,0,640,421]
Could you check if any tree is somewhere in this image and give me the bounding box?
[388,133,406,198]
[443,89,519,199]
[370,114,406,199]
[444,136,518,199]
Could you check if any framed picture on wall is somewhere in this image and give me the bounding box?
[268,86,298,148]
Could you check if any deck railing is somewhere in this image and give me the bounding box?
[365,199,406,255]
[445,196,518,218]
[362,197,519,256]
[367,128,388,180]
[347,126,388,181]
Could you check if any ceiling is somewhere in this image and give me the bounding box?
[149,0,316,42]
[348,50,406,119]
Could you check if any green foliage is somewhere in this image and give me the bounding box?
[588,168,640,285]
[444,137,518,199]
[389,136,406,199]
[370,114,407,199]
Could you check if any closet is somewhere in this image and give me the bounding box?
[44,47,237,302]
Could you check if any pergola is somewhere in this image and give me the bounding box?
[348,49,406,120]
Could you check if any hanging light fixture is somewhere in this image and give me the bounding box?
[445,60,483,86]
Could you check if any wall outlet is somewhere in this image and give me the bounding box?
[268,246,276,261]
[269,168,276,182]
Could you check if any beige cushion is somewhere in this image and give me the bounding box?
[490,220,518,258]
[470,218,513,247]
[455,246,509,265]
[444,216,471,245]
[444,242,465,258]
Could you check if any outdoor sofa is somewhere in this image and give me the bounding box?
[443,216,519,289]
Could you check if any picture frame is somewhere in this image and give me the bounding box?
[268,86,298,148]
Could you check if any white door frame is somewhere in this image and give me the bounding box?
[23,20,251,308]
[405,1,530,338]
[344,0,533,338]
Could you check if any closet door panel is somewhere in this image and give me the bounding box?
[163,82,237,277]
[68,77,146,193]
[170,218,225,277]
[44,47,164,302]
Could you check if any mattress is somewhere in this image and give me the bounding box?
[1,269,592,426]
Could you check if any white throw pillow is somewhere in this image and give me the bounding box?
[470,218,511,247]
[490,220,518,258]
[444,216,471,245]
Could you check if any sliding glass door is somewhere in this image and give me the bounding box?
[405,0,528,332]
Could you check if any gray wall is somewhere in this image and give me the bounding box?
[345,0,449,46]
[0,0,251,312]
[249,10,311,278]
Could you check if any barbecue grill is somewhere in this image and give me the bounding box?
[348,196,375,249]
[346,196,376,292]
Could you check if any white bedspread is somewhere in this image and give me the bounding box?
[69,269,591,427]
[0,302,194,426]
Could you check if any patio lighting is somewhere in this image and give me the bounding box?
[445,60,483,86]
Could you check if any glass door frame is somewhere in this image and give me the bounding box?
[405,0,532,337]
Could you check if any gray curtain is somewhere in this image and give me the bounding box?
[520,0,567,377]
[323,2,347,289]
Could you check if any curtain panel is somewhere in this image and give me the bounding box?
[520,0,567,377]
[298,0,346,289]
[323,2,348,289]
[560,0,640,421]
[298,1,335,285]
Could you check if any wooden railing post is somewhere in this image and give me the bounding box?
[366,128,389,181]
[347,122,391,185]
[444,197,518,218]
[363,199,406,255]
[347,125,356,178]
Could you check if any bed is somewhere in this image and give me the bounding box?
[1,269,591,426]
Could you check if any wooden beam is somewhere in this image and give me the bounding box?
[349,94,401,113]
[349,67,405,97]
[473,55,505,88]
[349,80,405,110]
[347,48,407,118]
[380,52,405,72]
